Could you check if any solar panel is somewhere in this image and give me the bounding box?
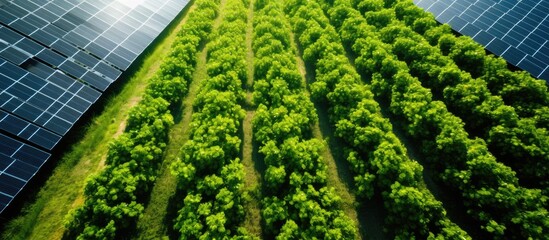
[0,0,189,214]
[414,0,549,81]
[0,110,61,150]
[0,133,50,214]
[502,46,526,66]
[473,31,494,46]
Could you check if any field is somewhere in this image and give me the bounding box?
[2,0,548,239]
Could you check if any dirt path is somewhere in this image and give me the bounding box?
[240,0,263,237]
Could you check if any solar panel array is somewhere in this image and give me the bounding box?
[414,0,549,81]
[0,0,189,214]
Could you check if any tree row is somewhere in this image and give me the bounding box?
[63,0,219,238]
[169,0,252,238]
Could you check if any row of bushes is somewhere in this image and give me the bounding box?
[63,0,220,238]
[169,0,252,238]
[286,0,469,238]
[326,0,549,237]
[251,0,357,238]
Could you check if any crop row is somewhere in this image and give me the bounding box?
[324,0,548,237]
[285,0,469,238]
[251,0,357,238]
[169,0,251,238]
[348,0,549,190]
[63,0,219,238]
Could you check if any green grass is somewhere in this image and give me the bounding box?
[0,7,194,240]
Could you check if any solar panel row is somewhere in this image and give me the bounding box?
[0,0,189,214]
[414,0,549,81]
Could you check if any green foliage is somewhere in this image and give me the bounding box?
[64,0,221,238]
[289,0,470,238]
[252,0,357,238]
[63,0,549,239]
[330,0,549,237]
[373,2,549,191]
[388,2,549,191]
[447,36,485,78]
[170,0,250,238]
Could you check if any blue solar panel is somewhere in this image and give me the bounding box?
[473,31,494,46]
[37,49,65,66]
[415,0,549,81]
[0,0,189,214]
[15,38,43,55]
[534,42,549,59]
[461,23,481,37]
[488,22,508,38]
[502,46,527,66]
[0,133,50,213]
[518,56,545,77]
[0,8,17,23]
[0,47,30,65]
[0,110,61,150]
